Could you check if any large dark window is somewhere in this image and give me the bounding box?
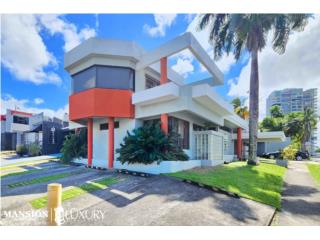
[72,65,135,94]
[13,116,29,125]
[168,117,190,149]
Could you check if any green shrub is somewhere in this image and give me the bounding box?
[282,144,298,160]
[16,144,28,156]
[60,129,87,163]
[116,122,189,165]
[27,143,41,156]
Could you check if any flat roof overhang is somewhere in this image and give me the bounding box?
[136,32,224,86]
[192,84,234,116]
[233,131,286,142]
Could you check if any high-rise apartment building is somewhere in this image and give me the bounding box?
[266,88,318,154]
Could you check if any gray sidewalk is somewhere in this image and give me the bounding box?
[278,161,320,226]
[1,154,61,166]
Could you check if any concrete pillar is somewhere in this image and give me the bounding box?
[160,57,168,85]
[108,117,114,169]
[161,114,168,134]
[87,118,93,166]
[160,57,168,134]
[237,127,242,159]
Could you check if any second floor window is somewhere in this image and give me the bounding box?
[13,116,29,125]
[72,65,135,94]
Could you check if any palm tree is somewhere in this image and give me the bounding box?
[198,14,310,165]
[231,97,249,119]
[301,107,318,152]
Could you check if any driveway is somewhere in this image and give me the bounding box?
[277,161,320,226]
[1,161,275,226]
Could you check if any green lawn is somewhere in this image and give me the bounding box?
[307,163,320,186]
[30,177,119,209]
[166,161,287,209]
[8,170,83,188]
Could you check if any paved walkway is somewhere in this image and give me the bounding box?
[0,154,61,166]
[278,161,320,226]
[1,160,275,226]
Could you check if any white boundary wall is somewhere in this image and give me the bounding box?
[73,158,224,174]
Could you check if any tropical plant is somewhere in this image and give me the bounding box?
[16,144,28,156]
[231,97,249,119]
[283,112,303,139]
[116,122,189,165]
[282,144,298,160]
[301,107,318,152]
[260,116,284,132]
[198,14,310,165]
[28,143,41,156]
[61,128,87,163]
[269,105,284,118]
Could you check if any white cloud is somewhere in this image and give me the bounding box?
[33,98,44,105]
[170,15,237,77]
[144,14,177,37]
[1,14,96,85]
[39,14,96,52]
[171,58,194,77]
[1,94,68,120]
[227,15,320,122]
[1,15,61,85]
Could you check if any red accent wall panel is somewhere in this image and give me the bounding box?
[69,88,135,121]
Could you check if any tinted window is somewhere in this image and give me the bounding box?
[72,67,96,93]
[96,66,134,90]
[100,122,119,130]
[72,65,134,94]
[13,116,29,125]
[168,117,190,149]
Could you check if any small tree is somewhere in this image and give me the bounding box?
[60,128,87,163]
[116,122,189,165]
[28,143,41,156]
[16,144,28,156]
[270,105,284,118]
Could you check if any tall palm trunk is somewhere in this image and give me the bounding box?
[248,48,259,165]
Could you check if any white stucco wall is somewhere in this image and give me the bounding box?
[92,118,142,163]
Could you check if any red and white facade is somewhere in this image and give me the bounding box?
[65,33,285,173]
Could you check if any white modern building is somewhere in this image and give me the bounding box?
[65,33,285,174]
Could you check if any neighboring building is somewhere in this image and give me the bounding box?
[266,88,318,154]
[65,33,285,174]
[1,110,70,154]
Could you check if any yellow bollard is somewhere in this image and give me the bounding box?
[47,183,62,226]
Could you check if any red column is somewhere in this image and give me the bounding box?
[160,57,168,85]
[161,114,168,134]
[108,117,115,169]
[237,127,242,159]
[160,57,168,134]
[87,118,93,166]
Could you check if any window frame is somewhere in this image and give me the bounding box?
[71,64,135,94]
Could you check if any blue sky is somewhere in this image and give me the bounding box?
[1,14,249,119]
[1,14,319,127]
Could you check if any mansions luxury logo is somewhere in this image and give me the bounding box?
[1,208,106,225]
